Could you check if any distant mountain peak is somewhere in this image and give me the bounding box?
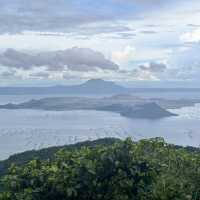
[82,79,123,88]
[0,79,127,95]
[76,79,126,93]
[84,79,114,85]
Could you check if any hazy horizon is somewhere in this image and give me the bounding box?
[1,79,200,89]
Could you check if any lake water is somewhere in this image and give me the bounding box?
[1,92,200,160]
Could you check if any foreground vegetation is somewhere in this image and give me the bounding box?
[1,138,200,199]
[0,138,119,177]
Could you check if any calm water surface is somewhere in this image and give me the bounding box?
[1,93,200,160]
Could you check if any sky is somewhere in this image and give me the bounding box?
[0,0,200,87]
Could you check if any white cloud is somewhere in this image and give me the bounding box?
[180,29,200,43]
[111,46,136,65]
[0,0,200,85]
[133,69,160,81]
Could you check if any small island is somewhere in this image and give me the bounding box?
[0,95,177,119]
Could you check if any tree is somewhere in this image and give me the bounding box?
[1,138,200,200]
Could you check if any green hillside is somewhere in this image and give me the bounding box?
[1,138,200,199]
[0,138,119,177]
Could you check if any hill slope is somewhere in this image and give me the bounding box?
[1,138,200,199]
[0,79,128,95]
[0,138,119,177]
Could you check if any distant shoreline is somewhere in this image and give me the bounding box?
[0,95,178,119]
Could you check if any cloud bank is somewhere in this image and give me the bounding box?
[139,62,167,73]
[0,0,185,34]
[0,48,119,72]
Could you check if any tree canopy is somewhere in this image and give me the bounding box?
[1,138,200,200]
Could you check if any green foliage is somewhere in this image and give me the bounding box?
[1,138,200,200]
[0,138,119,177]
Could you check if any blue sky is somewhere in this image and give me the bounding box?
[0,0,200,86]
